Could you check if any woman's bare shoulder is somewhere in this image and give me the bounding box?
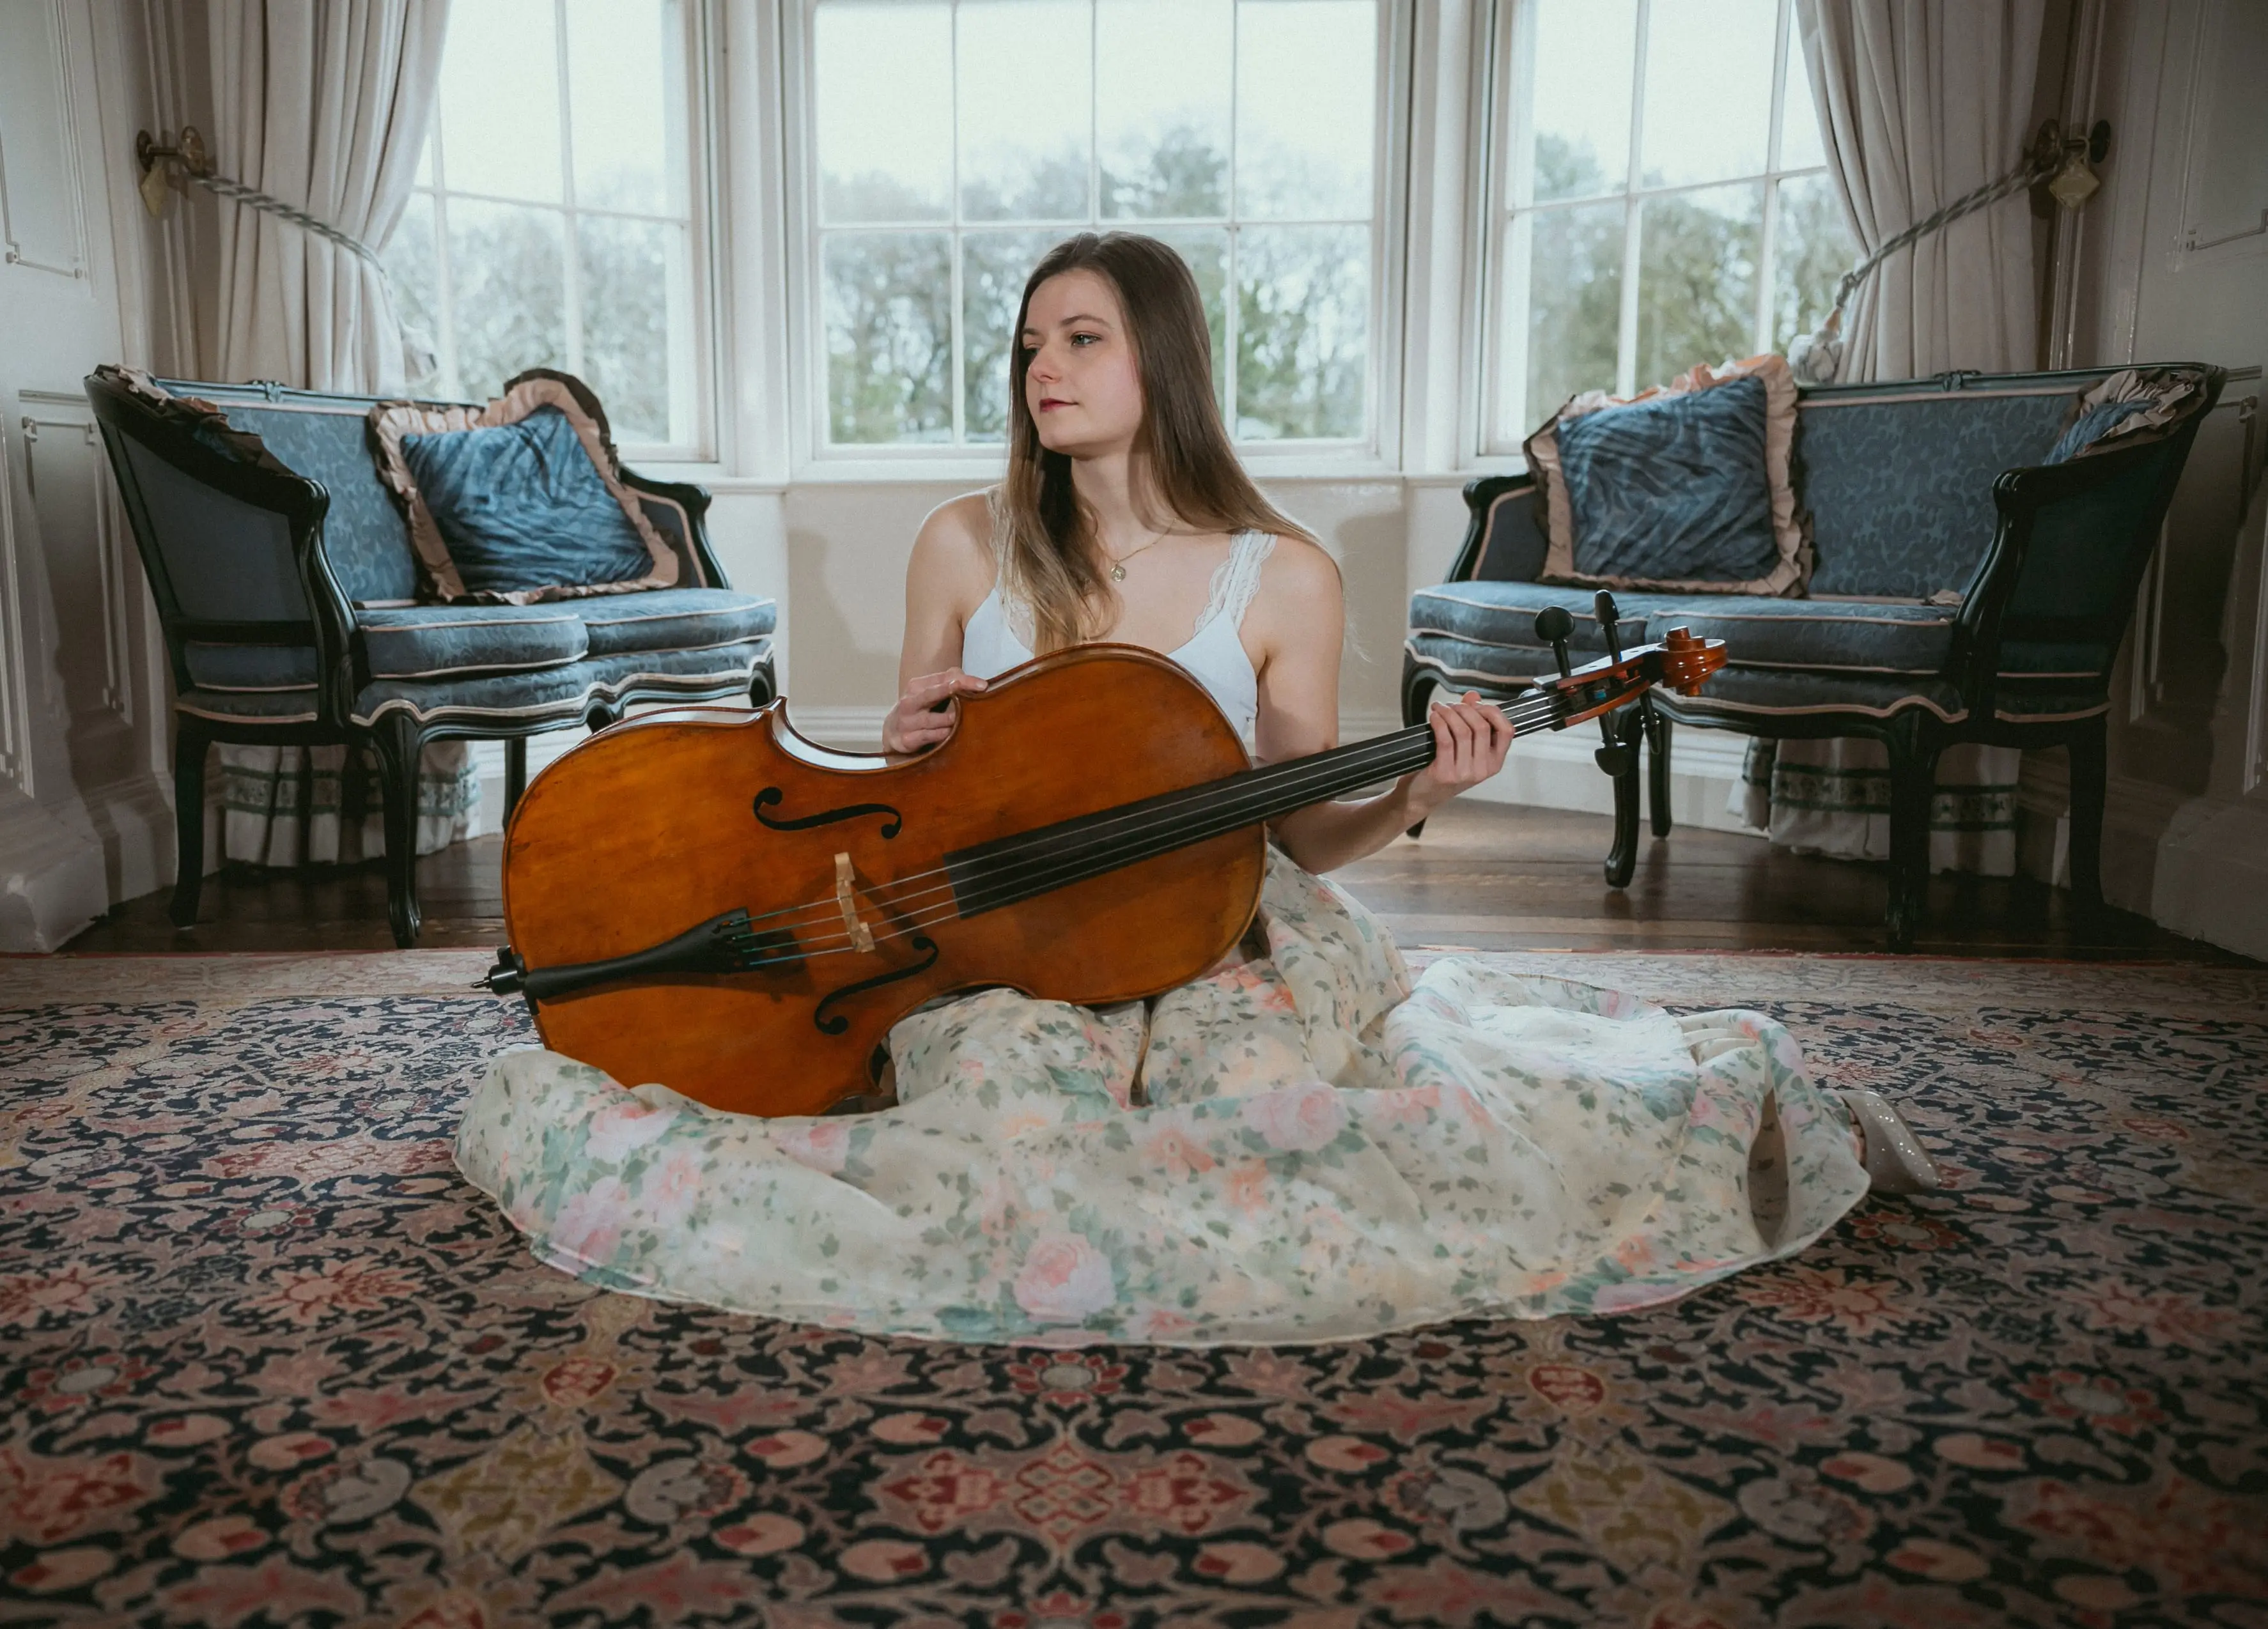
[1260,530,1344,609]
[910,491,1000,598]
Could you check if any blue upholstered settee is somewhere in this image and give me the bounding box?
[86,370,777,947]
[1402,365,2222,950]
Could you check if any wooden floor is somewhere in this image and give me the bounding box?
[63,800,2254,962]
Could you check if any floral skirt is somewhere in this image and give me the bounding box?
[454,854,1870,1347]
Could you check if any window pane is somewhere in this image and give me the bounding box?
[1235,224,1367,438]
[961,230,1057,442]
[448,201,568,399]
[1638,0,1776,187]
[567,0,680,215]
[579,216,681,442]
[1236,1,1376,219]
[825,233,954,443]
[1518,200,1624,432]
[1098,0,1231,219]
[1778,30,1829,171]
[382,192,443,394]
[959,1,1091,221]
[1772,173,1858,352]
[1154,228,1231,418]
[439,0,563,203]
[1526,0,1635,203]
[1635,181,1762,390]
[816,3,951,222]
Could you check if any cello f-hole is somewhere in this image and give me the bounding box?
[813,935,942,1035]
[753,786,904,838]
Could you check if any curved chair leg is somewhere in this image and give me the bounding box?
[369,716,425,948]
[2066,714,2108,915]
[1644,703,1673,838]
[504,736,528,822]
[587,699,625,732]
[169,717,210,928]
[1603,706,1644,888]
[1883,713,1943,952]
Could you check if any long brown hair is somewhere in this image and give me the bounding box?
[997,232,1314,652]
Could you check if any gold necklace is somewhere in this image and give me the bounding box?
[1106,526,1172,583]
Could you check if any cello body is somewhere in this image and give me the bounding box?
[501,645,1262,1116]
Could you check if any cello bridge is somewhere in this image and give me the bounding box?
[834,851,877,954]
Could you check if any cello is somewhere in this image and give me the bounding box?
[483,598,1725,1115]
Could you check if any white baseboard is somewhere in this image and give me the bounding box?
[2150,796,2268,961]
[2013,755,2268,959]
[0,771,176,952]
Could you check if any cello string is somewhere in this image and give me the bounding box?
[738,684,1577,950]
[711,681,1599,962]
[729,686,1590,966]
[852,683,1576,915]
[857,682,1586,911]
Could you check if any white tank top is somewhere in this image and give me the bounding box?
[961,531,1277,742]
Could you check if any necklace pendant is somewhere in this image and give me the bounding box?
[1110,563,1126,582]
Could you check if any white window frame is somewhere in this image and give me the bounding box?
[781,0,1410,483]
[399,0,720,464]
[1475,0,1838,459]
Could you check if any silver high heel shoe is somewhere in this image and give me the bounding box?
[1837,1088,1941,1194]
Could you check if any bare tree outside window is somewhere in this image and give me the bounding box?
[1490,0,1859,451]
[380,0,703,454]
[809,0,1381,451]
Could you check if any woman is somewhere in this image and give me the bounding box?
[880,234,1512,874]
[458,234,1932,1347]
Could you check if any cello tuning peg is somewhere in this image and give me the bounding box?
[1594,591,1623,661]
[1532,605,1576,680]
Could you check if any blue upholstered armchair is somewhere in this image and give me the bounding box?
[1402,365,2223,950]
[86,370,778,948]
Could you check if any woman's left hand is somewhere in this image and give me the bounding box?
[1402,690,1515,820]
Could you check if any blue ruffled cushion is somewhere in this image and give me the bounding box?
[401,406,658,598]
[2046,397,2163,464]
[1555,376,1780,585]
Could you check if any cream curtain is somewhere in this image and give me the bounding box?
[202,0,475,869]
[1739,0,2046,877]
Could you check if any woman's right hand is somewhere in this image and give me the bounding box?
[882,668,988,754]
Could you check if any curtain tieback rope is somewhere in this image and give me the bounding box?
[136,125,435,383]
[136,126,387,267]
[187,171,387,268]
[1790,118,2109,386]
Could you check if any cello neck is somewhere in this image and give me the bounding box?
[942,682,1592,920]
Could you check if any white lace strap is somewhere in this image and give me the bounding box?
[1197,532,1277,635]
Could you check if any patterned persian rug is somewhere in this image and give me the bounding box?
[2,952,2264,1628]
